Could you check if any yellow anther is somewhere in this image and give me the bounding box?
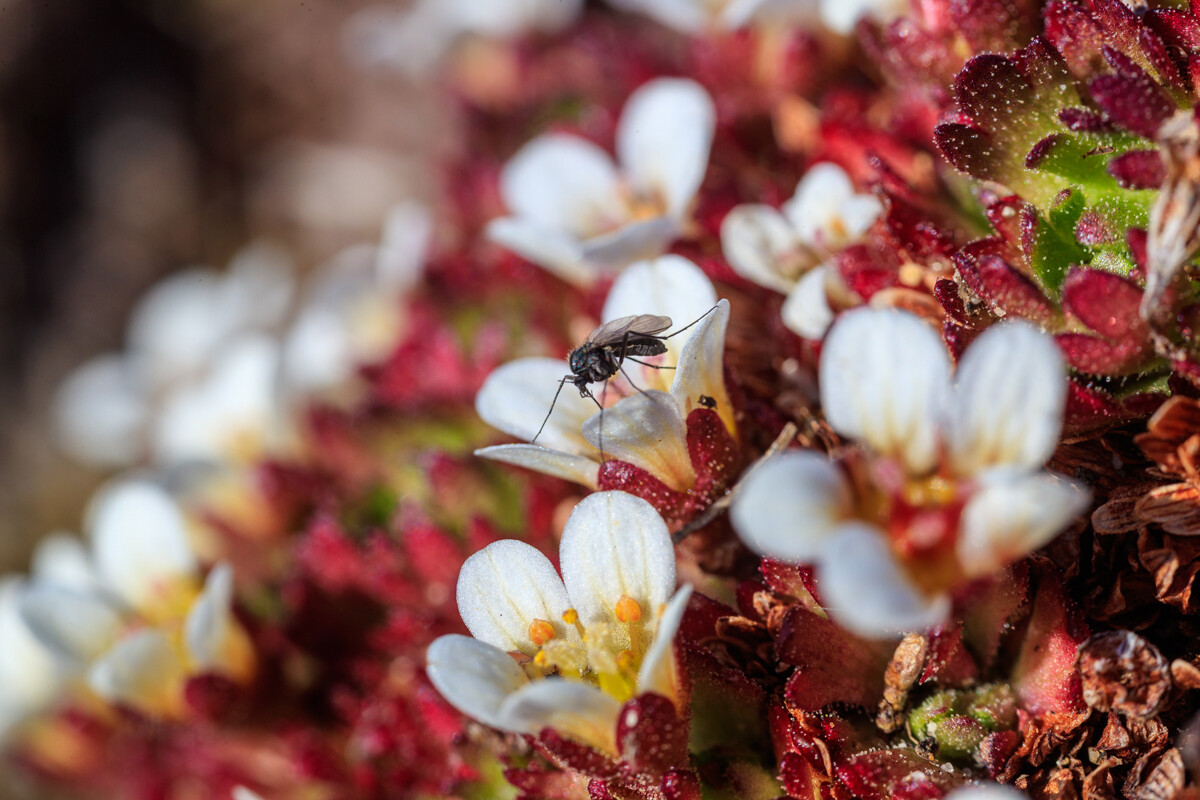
[528,619,556,646]
[562,609,578,625]
[616,649,635,671]
[534,651,549,668]
[615,595,642,624]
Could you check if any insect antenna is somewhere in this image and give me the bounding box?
[531,376,573,445]
[658,303,720,341]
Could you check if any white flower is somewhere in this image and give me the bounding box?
[476,256,732,491]
[487,80,715,286]
[53,243,295,469]
[282,202,433,400]
[721,163,881,339]
[731,309,1088,638]
[0,578,68,741]
[18,480,253,715]
[606,0,818,32]
[426,491,691,753]
[344,0,584,76]
[818,0,907,33]
[945,787,1029,800]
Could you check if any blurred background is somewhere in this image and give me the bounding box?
[0,0,441,575]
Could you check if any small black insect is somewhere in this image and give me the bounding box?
[531,306,719,445]
[697,394,717,410]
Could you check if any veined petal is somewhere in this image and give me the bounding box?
[475,444,600,488]
[52,354,147,468]
[818,523,950,638]
[670,298,734,434]
[819,308,951,475]
[720,204,803,293]
[559,491,676,630]
[486,217,594,287]
[602,255,719,370]
[731,451,852,562]
[87,629,185,714]
[426,634,529,732]
[947,321,1067,476]
[87,480,198,613]
[617,78,715,218]
[637,585,692,702]
[781,264,836,340]
[19,585,123,663]
[457,540,575,656]
[958,469,1090,579]
[499,134,625,235]
[476,358,597,455]
[497,678,622,754]
[582,391,695,492]
[579,215,680,267]
[31,532,100,591]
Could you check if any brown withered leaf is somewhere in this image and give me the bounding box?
[1135,748,1186,800]
[1171,659,1200,691]
[876,633,928,734]
[1139,532,1200,613]
[1094,484,1156,536]
[1078,631,1172,719]
[1136,397,1200,474]
[1137,484,1200,537]
[1081,756,1121,800]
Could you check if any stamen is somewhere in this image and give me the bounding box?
[528,619,555,646]
[615,595,642,623]
[563,608,586,638]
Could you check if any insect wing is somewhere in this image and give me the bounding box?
[587,314,673,345]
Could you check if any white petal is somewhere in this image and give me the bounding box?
[559,491,676,629]
[87,629,184,711]
[784,163,857,246]
[670,298,734,434]
[781,264,836,340]
[486,217,594,287]
[958,469,1089,579]
[19,585,123,663]
[730,451,852,562]
[52,354,147,468]
[605,0,710,32]
[0,579,67,735]
[602,255,719,368]
[637,584,692,700]
[617,78,715,218]
[475,358,597,455]
[377,201,433,291]
[499,134,625,235]
[720,205,803,293]
[184,563,235,670]
[579,215,680,267]
[153,334,282,465]
[475,444,600,488]
[840,194,886,240]
[457,540,575,656]
[497,679,621,753]
[819,308,951,475]
[232,789,265,800]
[426,634,529,732]
[947,321,1067,475]
[87,479,198,612]
[819,0,905,33]
[944,786,1030,800]
[582,391,695,492]
[127,267,228,386]
[818,523,950,638]
[221,241,296,332]
[31,532,100,591]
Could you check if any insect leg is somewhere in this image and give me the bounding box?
[659,303,720,341]
[531,376,573,445]
[619,364,649,395]
[596,380,608,464]
[624,357,675,370]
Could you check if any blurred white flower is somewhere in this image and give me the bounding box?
[427,491,690,753]
[282,202,433,400]
[945,787,1029,800]
[606,0,817,33]
[475,256,731,490]
[0,578,69,741]
[731,309,1088,638]
[487,79,715,286]
[18,480,254,716]
[343,0,583,76]
[721,162,881,339]
[53,243,295,469]
[818,0,907,33]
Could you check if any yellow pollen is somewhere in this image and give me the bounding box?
[528,619,555,646]
[615,595,642,624]
[616,649,636,672]
[562,609,578,625]
[533,651,549,668]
